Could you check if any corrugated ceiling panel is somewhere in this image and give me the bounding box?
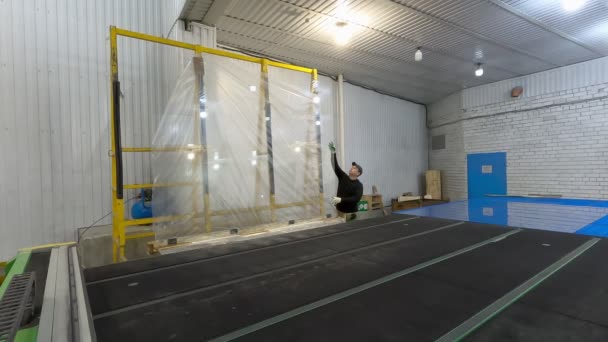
[185,0,213,21]
[217,28,452,102]
[181,0,608,103]
[500,0,608,54]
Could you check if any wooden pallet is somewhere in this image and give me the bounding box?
[361,194,383,210]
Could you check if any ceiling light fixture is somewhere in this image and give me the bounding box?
[414,47,423,62]
[313,95,321,104]
[562,0,585,11]
[334,21,352,46]
[249,85,257,92]
[475,64,484,77]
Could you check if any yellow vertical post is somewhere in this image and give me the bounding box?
[109,26,126,262]
[312,69,325,218]
[262,60,277,222]
[254,58,266,219]
[192,55,212,233]
[192,55,202,224]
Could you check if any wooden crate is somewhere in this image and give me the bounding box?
[361,194,383,211]
[425,170,442,200]
[392,198,448,211]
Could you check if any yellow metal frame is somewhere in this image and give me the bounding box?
[19,241,76,251]
[110,27,324,262]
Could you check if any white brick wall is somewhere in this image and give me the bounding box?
[428,94,467,201]
[430,83,608,200]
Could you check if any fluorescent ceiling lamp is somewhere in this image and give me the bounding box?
[562,0,585,11]
[414,48,423,62]
[334,21,352,46]
[475,64,484,77]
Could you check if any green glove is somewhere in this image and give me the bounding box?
[328,142,336,153]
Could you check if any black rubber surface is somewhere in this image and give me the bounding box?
[240,230,591,341]
[24,249,51,316]
[92,221,509,342]
[466,239,608,342]
[84,215,605,342]
[84,215,416,283]
[87,216,454,314]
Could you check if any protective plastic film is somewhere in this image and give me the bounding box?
[150,60,204,238]
[204,54,269,231]
[268,66,322,222]
[151,54,323,240]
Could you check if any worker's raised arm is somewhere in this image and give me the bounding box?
[329,142,347,178]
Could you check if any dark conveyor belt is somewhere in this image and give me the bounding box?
[467,239,608,342]
[235,229,592,341]
[92,220,513,342]
[87,216,457,314]
[84,215,415,283]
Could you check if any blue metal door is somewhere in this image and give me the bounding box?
[467,152,507,199]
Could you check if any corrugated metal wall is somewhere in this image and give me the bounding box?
[343,83,428,205]
[0,0,215,260]
[463,56,608,108]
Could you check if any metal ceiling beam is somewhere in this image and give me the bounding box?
[384,0,562,67]
[202,0,238,27]
[486,0,605,57]
[275,0,524,77]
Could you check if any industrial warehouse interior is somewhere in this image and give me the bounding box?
[1,0,608,341]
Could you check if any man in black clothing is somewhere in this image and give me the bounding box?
[328,142,363,220]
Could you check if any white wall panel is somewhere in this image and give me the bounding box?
[343,83,428,205]
[0,0,202,260]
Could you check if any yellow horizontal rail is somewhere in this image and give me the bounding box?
[210,206,270,217]
[125,232,155,240]
[122,214,193,227]
[114,27,314,75]
[275,201,316,209]
[19,241,76,251]
[123,182,197,190]
[121,199,317,226]
[195,45,261,64]
[122,146,205,152]
[266,60,314,74]
[115,27,197,51]
[211,201,316,216]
